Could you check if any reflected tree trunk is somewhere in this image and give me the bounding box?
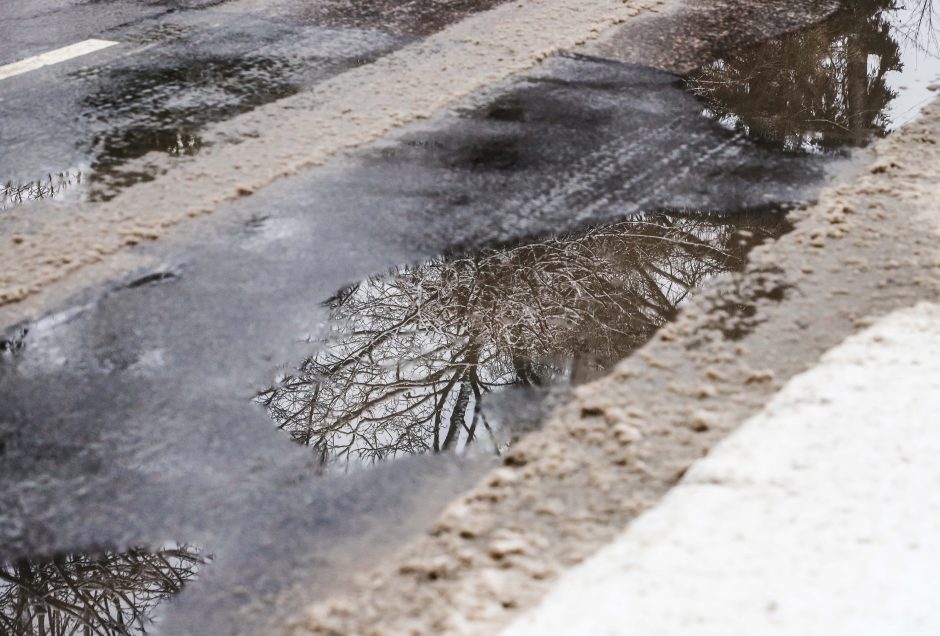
[685,0,902,151]
[259,210,791,468]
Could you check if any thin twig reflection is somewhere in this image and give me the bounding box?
[260,211,789,468]
[0,545,205,636]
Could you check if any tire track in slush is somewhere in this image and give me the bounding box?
[0,0,667,322]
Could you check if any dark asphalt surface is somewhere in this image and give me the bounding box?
[0,53,838,634]
[0,0,506,65]
[2,0,936,633]
[0,0,508,200]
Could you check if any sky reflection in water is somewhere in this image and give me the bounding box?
[260,211,791,468]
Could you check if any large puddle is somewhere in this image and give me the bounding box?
[1,1,939,632]
[257,0,939,469]
[261,209,790,469]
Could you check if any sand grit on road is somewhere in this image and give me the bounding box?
[501,300,940,636]
[294,95,940,635]
[0,0,665,323]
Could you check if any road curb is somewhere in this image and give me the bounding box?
[504,301,940,635]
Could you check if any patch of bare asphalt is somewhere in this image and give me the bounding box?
[293,96,940,636]
[0,0,666,320]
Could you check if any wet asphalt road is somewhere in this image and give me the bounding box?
[0,0,509,197]
[2,1,938,634]
[0,52,836,633]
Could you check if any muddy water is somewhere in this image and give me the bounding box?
[1,2,939,634]
[685,0,940,151]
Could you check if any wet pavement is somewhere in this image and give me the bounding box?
[3,0,937,210]
[0,0,512,207]
[1,0,939,634]
[1,3,405,202]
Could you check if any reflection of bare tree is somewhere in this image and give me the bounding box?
[1,172,83,212]
[686,0,903,151]
[259,211,788,468]
[897,0,939,53]
[0,545,205,636]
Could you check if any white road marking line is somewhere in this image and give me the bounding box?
[0,39,118,81]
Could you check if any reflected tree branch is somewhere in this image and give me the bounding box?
[261,211,789,468]
[0,545,206,636]
[685,0,904,151]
